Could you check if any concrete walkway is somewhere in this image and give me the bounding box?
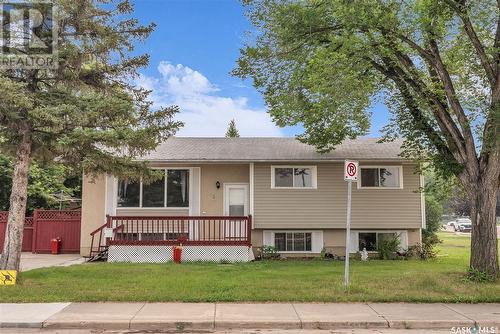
[19,253,84,271]
[0,303,499,331]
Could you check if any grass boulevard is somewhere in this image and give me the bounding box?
[2,232,499,303]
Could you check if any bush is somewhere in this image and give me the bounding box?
[406,242,437,260]
[261,245,280,259]
[405,229,442,260]
[465,267,495,283]
[377,235,400,260]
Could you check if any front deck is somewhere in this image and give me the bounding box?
[90,215,253,262]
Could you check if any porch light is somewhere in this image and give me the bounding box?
[216,181,221,189]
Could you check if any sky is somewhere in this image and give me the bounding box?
[131,0,389,137]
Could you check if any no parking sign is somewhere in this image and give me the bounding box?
[343,160,358,290]
[344,160,359,181]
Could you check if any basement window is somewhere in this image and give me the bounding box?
[274,232,312,252]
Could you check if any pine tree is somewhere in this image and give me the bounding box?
[225,119,240,137]
[0,0,182,270]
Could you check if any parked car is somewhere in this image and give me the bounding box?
[447,221,458,230]
[459,223,472,233]
[455,218,472,232]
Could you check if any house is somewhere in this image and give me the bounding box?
[80,137,425,262]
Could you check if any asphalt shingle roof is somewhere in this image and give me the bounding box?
[138,137,405,162]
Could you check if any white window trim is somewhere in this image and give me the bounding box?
[270,165,318,189]
[267,230,322,253]
[117,167,192,210]
[357,165,404,190]
[353,230,408,253]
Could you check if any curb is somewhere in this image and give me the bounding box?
[18,319,494,331]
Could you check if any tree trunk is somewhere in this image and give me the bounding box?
[469,178,499,278]
[0,126,32,271]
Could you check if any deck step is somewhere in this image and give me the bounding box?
[87,246,109,262]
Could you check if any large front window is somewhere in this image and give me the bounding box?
[272,166,316,188]
[117,169,189,208]
[360,167,401,188]
[274,232,312,251]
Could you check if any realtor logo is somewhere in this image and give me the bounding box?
[0,0,57,69]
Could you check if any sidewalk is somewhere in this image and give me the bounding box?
[0,302,499,331]
[19,253,84,271]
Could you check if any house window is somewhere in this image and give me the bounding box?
[272,166,316,188]
[274,232,312,251]
[117,169,190,208]
[358,232,398,251]
[117,180,140,207]
[360,167,401,188]
[141,233,164,241]
[358,232,377,251]
[167,169,189,207]
[142,176,165,207]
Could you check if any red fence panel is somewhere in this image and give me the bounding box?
[0,212,35,252]
[32,210,81,253]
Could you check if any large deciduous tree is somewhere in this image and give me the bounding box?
[0,0,181,270]
[235,0,500,277]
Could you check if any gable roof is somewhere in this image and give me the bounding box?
[138,137,405,162]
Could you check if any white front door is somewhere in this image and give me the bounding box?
[224,184,249,216]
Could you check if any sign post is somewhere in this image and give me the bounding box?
[343,160,359,290]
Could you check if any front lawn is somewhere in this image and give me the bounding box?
[2,232,499,303]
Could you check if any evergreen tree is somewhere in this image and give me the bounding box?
[225,119,240,137]
[0,0,182,270]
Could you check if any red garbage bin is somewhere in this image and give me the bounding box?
[51,238,61,255]
[172,246,182,263]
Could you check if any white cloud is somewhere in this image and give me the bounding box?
[136,61,283,137]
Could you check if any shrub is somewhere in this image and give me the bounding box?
[320,247,336,260]
[405,244,432,260]
[261,245,280,259]
[465,267,495,283]
[405,229,442,260]
[377,235,400,260]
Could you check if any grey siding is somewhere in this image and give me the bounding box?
[253,162,422,229]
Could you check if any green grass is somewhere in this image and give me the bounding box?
[2,232,499,303]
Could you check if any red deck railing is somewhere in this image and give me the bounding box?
[89,215,252,256]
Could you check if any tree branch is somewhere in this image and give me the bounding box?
[393,32,436,64]
[426,38,477,162]
[443,0,496,87]
[370,59,458,163]
[383,49,469,163]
